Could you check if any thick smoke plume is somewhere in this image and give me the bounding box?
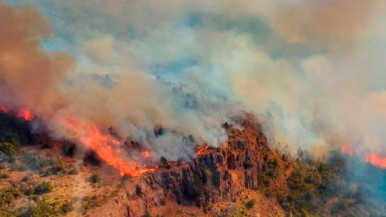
[1,0,386,174]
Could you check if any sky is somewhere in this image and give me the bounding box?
[1,0,386,163]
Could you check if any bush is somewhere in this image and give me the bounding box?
[60,201,74,213]
[287,170,305,190]
[245,199,256,210]
[19,150,54,171]
[45,159,65,175]
[0,186,22,206]
[159,198,166,206]
[34,182,52,195]
[28,199,73,217]
[21,175,32,182]
[29,199,54,217]
[0,142,17,162]
[62,143,76,157]
[142,210,151,217]
[88,174,101,184]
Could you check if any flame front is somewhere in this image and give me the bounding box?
[365,153,386,169]
[59,117,155,177]
[340,145,386,169]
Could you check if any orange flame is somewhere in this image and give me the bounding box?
[340,145,386,169]
[196,144,210,156]
[0,105,33,122]
[59,117,155,177]
[365,153,386,169]
[16,108,34,121]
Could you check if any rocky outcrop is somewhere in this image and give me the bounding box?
[89,115,270,217]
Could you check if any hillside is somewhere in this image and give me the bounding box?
[1,112,386,217]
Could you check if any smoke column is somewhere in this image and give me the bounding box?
[1,0,386,173]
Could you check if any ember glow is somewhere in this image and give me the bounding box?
[142,150,151,158]
[16,108,34,122]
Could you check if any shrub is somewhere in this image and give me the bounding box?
[143,210,151,217]
[0,186,22,206]
[287,170,305,190]
[34,182,52,195]
[0,142,17,162]
[60,201,74,214]
[20,150,54,171]
[28,199,72,216]
[159,198,166,206]
[29,199,54,217]
[45,159,65,175]
[88,174,101,184]
[245,199,256,210]
[62,143,76,157]
[21,175,32,182]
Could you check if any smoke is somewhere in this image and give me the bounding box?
[0,2,74,116]
[2,0,386,164]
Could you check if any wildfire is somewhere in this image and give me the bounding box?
[196,144,210,156]
[60,117,155,177]
[16,108,34,121]
[365,153,386,169]
[0,105,33,122]
[340,145,386,169]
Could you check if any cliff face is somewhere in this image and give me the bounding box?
[89,115,271,217]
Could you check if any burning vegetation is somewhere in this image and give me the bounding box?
[1,1,386,216]
[0,105,217,178]
[1,111,386,217]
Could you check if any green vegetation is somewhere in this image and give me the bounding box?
[88,174,101,184]
[28,199,73,217]
[0,142,17,162]
[34,182,53,195]
[257,154,280,190]
[19,150,54,172]
[257,150,386,217]
[45,159,66,175]
[245,199,256,210]
[0,186,22,207]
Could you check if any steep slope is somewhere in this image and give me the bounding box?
[87,114,284,217]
